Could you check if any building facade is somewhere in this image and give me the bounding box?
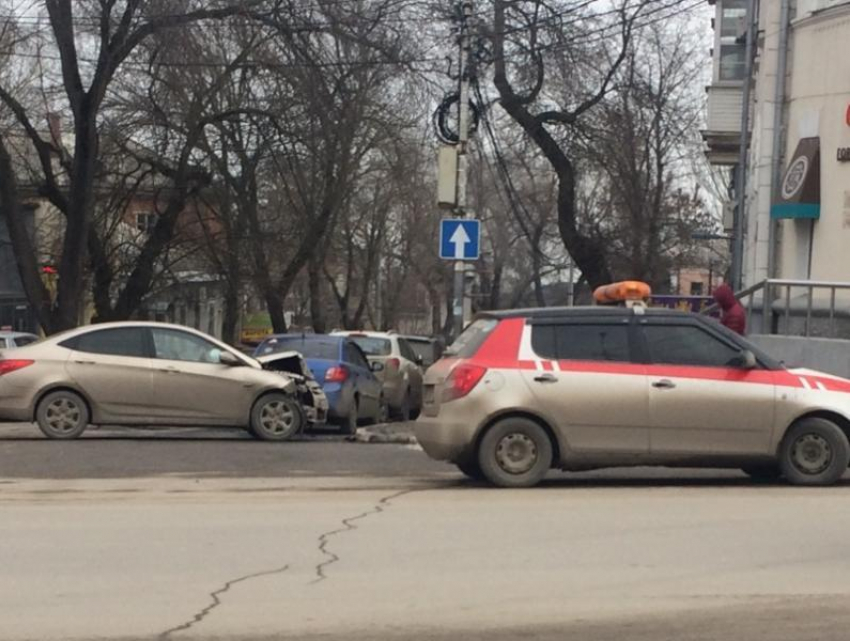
[704,0,850,287]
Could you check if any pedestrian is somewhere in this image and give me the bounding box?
[713,283,746,336]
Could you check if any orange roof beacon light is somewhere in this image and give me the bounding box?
[593,281,652,308]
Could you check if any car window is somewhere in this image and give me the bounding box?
[151,328,222,364]
[71,327,148,358]
[445,319,498,358]
[398,339,418,362]
[0,338,6,349]
[532,323,631,363]
[407,339,436,365]
[345,343,371,370]
[348,336,392,356]
[14,336,37,347]
[642,325,741,368]
[256,337,340,360]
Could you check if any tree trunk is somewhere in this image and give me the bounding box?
[0,137,54,333]
[309,256,327,334]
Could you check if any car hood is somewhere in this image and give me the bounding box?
[788,368,850,390]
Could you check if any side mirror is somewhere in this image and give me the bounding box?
[370,361,385,373]
[732,349,757,370]
[219,351,243,367]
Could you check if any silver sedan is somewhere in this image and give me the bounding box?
[0,321,302,440]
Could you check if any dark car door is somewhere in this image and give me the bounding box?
[344,341,381,418]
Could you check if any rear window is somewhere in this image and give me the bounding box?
[348,336,392,356]
[255,337,340,361]
[14,336,38,347]
[444,319,498,359]
[406,339,442,366]
[532,323,631,363]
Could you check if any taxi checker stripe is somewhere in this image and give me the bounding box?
[474,316,850,392]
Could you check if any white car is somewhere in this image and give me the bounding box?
[0,331,39,350]
[416,306,850,487]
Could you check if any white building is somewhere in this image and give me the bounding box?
[704,0,850,287]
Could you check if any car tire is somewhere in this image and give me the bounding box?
[741,463,782,482]
[250,393,302,442]
[35,390,90,440]
[477,417,553,488]
[339,400,359,435]
[779,418,850,486]
[455,456,484,480]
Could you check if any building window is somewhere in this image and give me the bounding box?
[719,44,746,81]
[136,212,157,234]
[717,0,747,81]
[720,0,747,39]
[690,282,705,296]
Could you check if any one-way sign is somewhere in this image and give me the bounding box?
[439,219,480,260]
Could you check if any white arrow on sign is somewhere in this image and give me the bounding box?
[449,224,471,259]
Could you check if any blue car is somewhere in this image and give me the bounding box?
[254,335,384,433]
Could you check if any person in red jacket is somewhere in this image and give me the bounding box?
[713,283,746,335]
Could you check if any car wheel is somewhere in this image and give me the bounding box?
[477,417,553,488]
[741,464,782,482]
[36,390,89,440]
[339,401,359,435]
[779,418,850,486]
[455,456,484,480]
[250,394,302,442]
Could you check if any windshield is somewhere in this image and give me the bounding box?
[348,336,392,356]
[255,337,340,361]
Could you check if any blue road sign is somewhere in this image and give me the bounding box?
[439,219,480,260]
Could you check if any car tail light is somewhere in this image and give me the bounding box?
[325,365,349,383]
[0,359,34,376]
[442,363,487,403]
[386,358,400,371]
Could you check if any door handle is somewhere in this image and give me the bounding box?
[159,368,179,375]
[652,379,676,390]
[74,360,96,365]
[533,373,558,383]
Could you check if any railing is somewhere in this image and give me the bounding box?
[709,279,850,339]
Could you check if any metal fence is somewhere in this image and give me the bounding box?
[726,279,850,339]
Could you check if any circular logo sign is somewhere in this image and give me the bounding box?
[782,156,809,200]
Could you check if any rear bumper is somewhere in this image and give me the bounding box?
[414,413,477,462]
[382,377,405,409]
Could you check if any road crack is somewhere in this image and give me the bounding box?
[312,488,419,584]
[159,564,289,639]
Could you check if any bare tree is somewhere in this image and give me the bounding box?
[0,1,257,333]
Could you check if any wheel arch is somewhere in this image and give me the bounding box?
[32,385,95,423]
[473,409,562,468]
[779,409,850,453]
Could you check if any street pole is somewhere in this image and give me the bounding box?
[732,0,756,292]
[453,0,474,339]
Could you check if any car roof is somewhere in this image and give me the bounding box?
[265,334,344,343]
[478,306,697,321]
[0,331,38,338]
[333,330,394,338]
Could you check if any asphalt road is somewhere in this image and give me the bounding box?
[4,422,850,641]
[0,422,448,479]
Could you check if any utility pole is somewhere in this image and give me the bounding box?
[452,0,474,339]
[731,0,756,292]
